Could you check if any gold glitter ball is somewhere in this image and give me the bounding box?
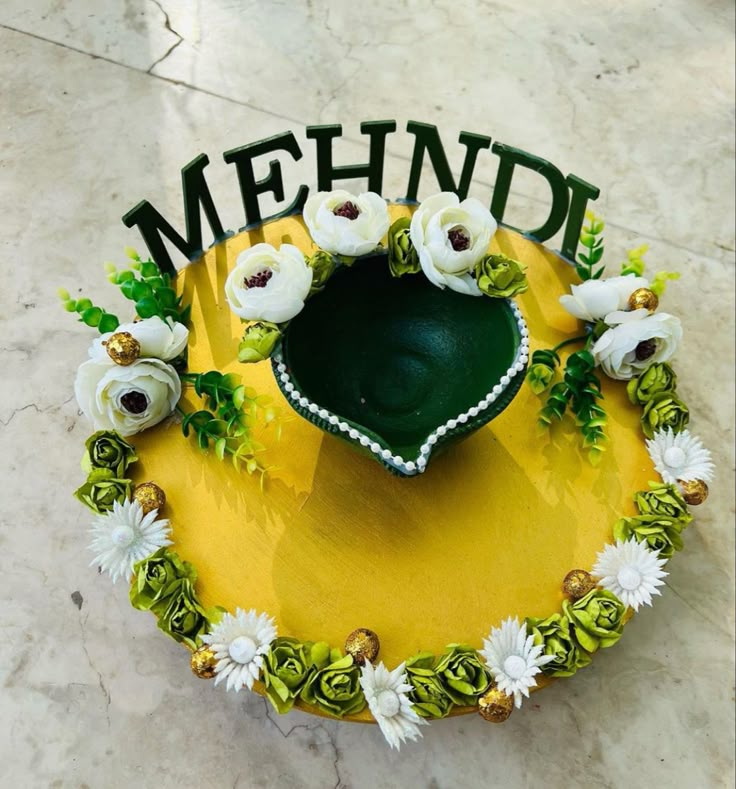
[478,687,514,723]
[133,482,166,515]
[678,478,709,505]
[562,569,596,600]
[190,646,217,679]
[344,628,380,666]
[105,331,141,365]
[628,288,659,313]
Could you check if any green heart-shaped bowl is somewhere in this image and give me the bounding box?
[271,252,528,476]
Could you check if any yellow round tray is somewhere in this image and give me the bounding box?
[131,206,653,722]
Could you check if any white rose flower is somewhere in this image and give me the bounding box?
[75,358,181,436]
[302,190,390,257]
[591,309,682,380]
[410,192,497,296]
[89,316,189,362]
[225,243,313,324]
[559,275,650,322]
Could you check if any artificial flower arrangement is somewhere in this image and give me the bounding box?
[63,191,715,750]
[528,216,686,463]
[230,190,530,477]
[231,190,528,356]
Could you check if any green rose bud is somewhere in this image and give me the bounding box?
[299,652,366,718]
[238,321,281,363]
[626,363,677,406]
[562,589,626,653]
[635,482,692,526]
[387,217,420,278]
[308,251,337,294]
[526,613,592,677]
[527,363,555,395]
[74,468,132,513]
[641,391,689,439]
[155,577,210,649]
[262,638,330,714]
[82,430,138,477]
[526,349,560,395]
[613,514,685,559]
[404,652,454,718]
[130,547,197,611]
[475,253,528,298]
[433,644,491,706]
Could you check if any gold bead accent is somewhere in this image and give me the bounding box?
[133,482,166,515]
[678,478,709,505]
[190,646,218,679]
[628,288,659,313]
[344,628,380,666]
[562,569,596,600]
[478,687,514,723]
[104,331,141,365]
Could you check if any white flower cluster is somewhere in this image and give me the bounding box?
[75,316,187,436]
[560,276,682,380]
[300,188,498,297]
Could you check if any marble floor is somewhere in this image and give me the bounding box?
[1,1,734,787]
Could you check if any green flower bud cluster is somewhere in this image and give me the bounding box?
[526,613,593,677]
[308,251,337,294]
[613,514,685,559]
[262,637,322,713]
[387,217,420,278]
[527,348,560,395]
[74,431,138,513]
[561,589,626,653]
[614,481,693,559]
[405,653,453,718]
[626,363,677,405]
[475,253,528,298]
[641,391,689,439]
[627,361,689,439]
[635,482,692,525]
[238,321,281,364]
[404,644,491,718]
[130,547,213,650]
[299,648,366,718]
[261,639,369,717]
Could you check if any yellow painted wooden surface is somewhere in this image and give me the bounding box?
[131,207,654,722]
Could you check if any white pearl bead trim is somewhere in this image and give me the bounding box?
[271,299,528,476]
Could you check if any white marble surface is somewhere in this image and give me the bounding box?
[1,1,734,786]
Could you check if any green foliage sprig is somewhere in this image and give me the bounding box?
[538,349,607,464]
[575,211,605,281]
[566,350,607,464]
[620,244,647,277]
[58,288,120,334]
[619,244,680,296]
[179,370,282,480]
[105,247,190,325]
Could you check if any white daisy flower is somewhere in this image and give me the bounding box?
[201,608,276,692]
[359,661,427,750]
[593,539,668,611]
[646,427,714,485]
[88,498,171,583]
[480,617,554,708]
